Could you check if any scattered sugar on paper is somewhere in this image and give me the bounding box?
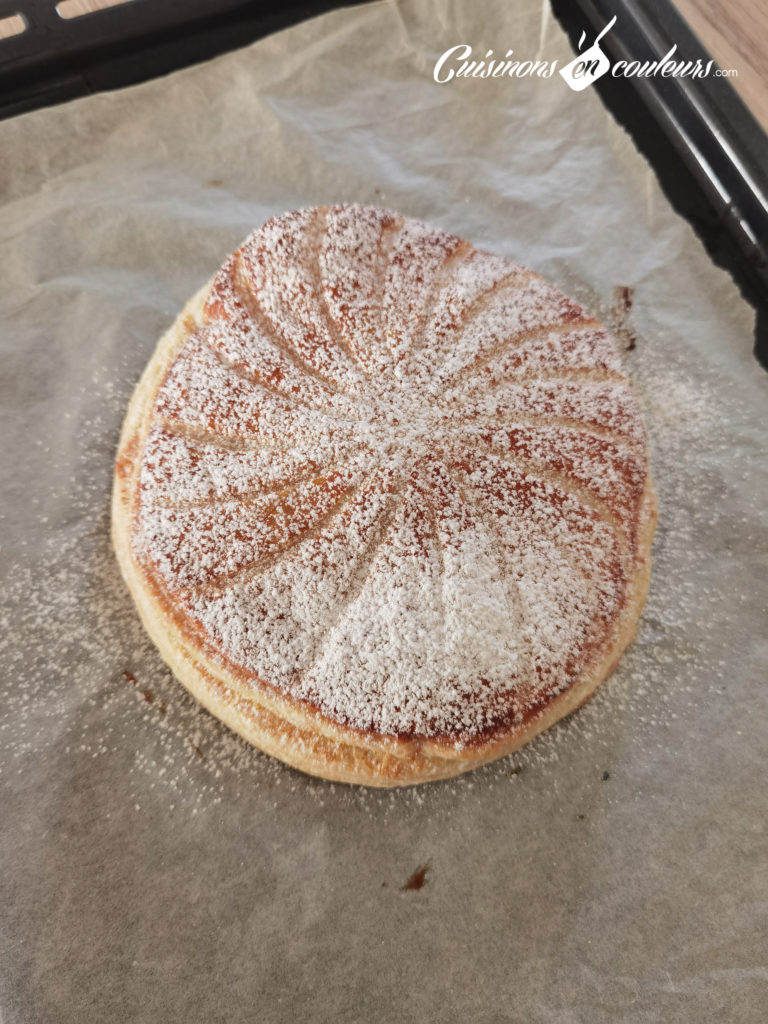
[1,212,760,819]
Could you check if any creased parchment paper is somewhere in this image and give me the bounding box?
[1,2,766,1021]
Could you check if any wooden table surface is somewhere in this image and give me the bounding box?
[675,0,768,132]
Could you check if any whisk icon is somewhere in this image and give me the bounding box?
[559,16,617,91]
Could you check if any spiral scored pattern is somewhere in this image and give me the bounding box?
[128,204,653,753]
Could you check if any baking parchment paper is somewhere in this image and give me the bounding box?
[1,2,766,1021]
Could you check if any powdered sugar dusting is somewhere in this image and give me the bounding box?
[0,274,759,817]
[132,204,650,741]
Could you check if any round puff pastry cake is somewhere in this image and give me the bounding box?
[112,204,656,787]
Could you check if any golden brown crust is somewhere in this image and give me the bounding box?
[112,208,657,786]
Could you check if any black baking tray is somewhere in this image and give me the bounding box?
[2,0,766,368]
[552,0,768,370]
